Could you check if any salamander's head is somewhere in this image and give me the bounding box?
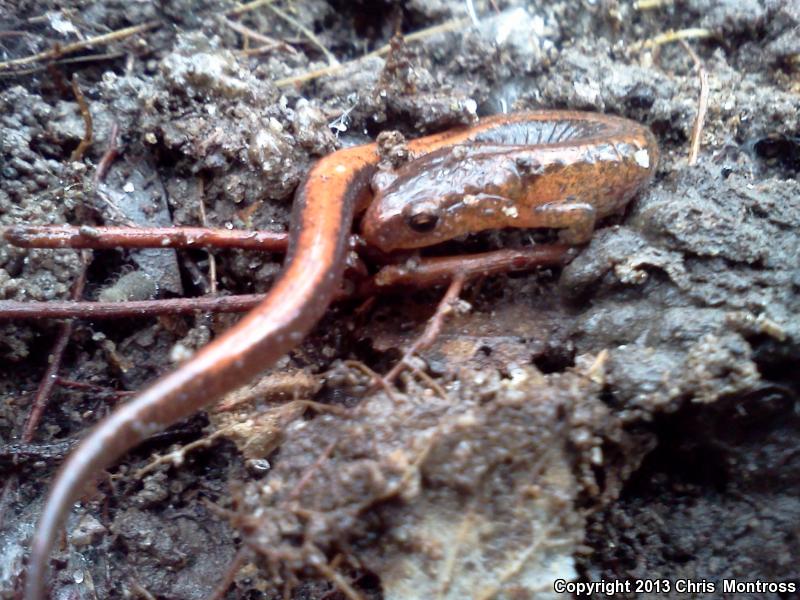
[361,187,452,252]
[360,150,464,252]
[361,146,519,252]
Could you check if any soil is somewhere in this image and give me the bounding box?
[0,1,798,599]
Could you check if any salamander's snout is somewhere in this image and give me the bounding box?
[360,195,405,253]
[361,192,449,252]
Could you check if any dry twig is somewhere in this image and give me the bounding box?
[93,123,120,184]
[69,74,93,162]
[21,252,90,442]
[3,224,288,251]
[0,293,266,320]
[382,273,466,386]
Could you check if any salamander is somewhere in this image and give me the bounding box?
[24,110,658,599]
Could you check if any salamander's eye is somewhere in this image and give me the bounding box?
[405,211,439,233]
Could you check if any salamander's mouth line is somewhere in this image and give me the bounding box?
[23,110,658,600]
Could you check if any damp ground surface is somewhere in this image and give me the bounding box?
[0,1,798,599]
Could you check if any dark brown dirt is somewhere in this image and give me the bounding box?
[0,1,798,599]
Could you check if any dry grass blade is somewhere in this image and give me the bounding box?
[633,0,674,8]
[680,39,709,165]
[0,52,125,78]
[274,17,468,88]
[225,0,277,17]
[465,0,480,26]
[266,3,339,66]
[221,15,282,48]
[0,21,159,72]
[633,27,713,52]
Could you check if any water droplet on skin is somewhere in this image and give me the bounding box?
[634,149,650,168]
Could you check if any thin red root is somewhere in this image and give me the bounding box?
[2,225,288,251]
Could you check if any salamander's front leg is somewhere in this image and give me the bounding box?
[532,202,596,245]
